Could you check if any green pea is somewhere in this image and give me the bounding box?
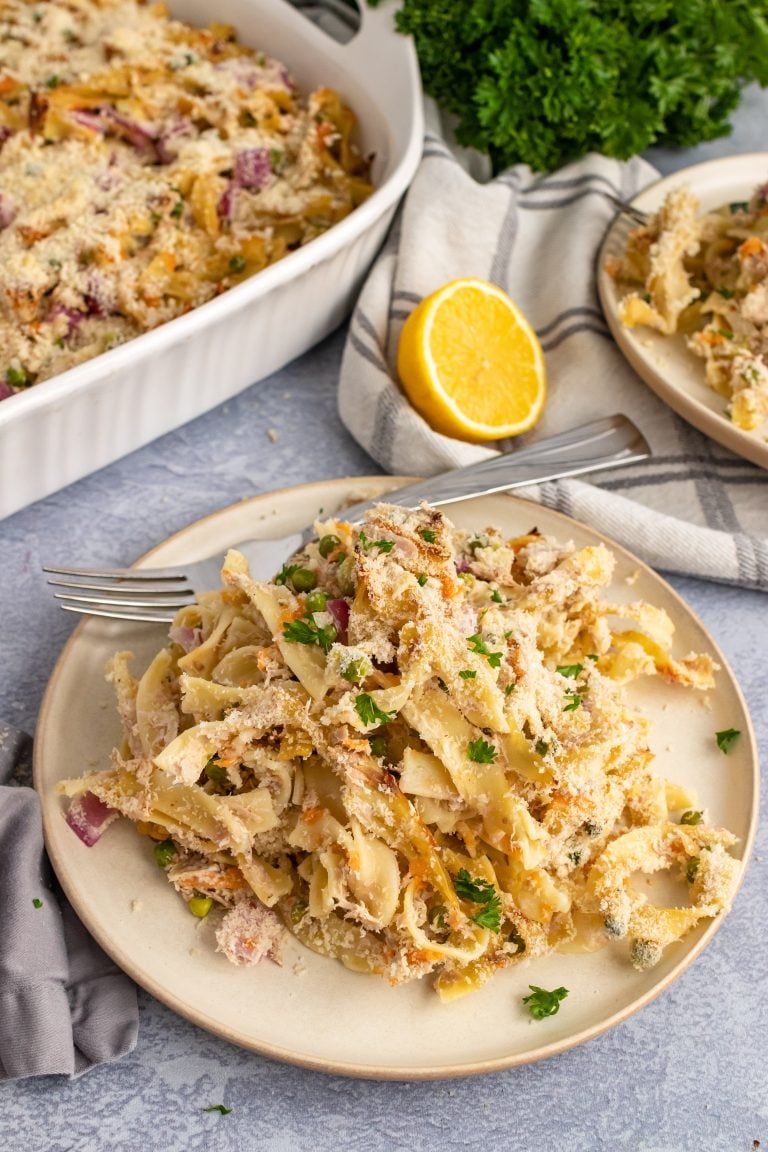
[368,735,387,758]
[153,840,177,868]
[291,567,317,592]
[188,896,213,918]
[204,757,228,787]
[680,810,703,826]
[341,656,371,684]
[304,589,328,614]
[291,899,308,924]
[318,534,341,558]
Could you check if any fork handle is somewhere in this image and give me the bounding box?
[340,414,650,522]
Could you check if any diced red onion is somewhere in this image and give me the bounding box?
[455,558,470,574]
[69,108,105,134]
[101,108,161,161]
[0,379,14,401]
[0,126,10,146]
[65,791,119,847]
[326,598,350,644]
[169,624,203,652]
[49,303,84,333]
[234,147,272,190]
[0,194,17,229]
[218,184,233,220]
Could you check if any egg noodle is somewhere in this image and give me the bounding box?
[609,180,768,435]
[59,504,739,999]
[0,0,372,392]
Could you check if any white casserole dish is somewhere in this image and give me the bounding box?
[0,0,422,519]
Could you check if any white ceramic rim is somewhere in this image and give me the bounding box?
[35,478,760,1079]
[597,152,768,471]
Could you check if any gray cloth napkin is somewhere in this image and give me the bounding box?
[339,124,768,590]
[0,721,138,1080]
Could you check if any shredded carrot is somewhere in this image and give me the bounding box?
[302,806,325,825]
[739,236,764,259]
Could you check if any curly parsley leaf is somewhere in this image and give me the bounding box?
[354,693,395,728]
[563,690,582,712]
[715,728,741,753]
[523,984,569,1020]
[358,530,394,553]
[202,1105,232,1115]
[383,0,768,173]
[468,737,497,763]
[32,898,43,909]
[467,633,503,667]
[282,618,336,653]
[680,810,703,826]
[459,669,477,680]
[453,868,501,932]
[419,528,437,543]
[556,663,583,679]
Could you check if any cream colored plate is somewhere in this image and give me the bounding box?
[35,479,758,1079]
[597,152,768,470]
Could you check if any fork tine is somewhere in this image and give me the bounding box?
[47,576,193,594]
[58,602,177,623]
[43,564,188,582]
[54,590,194,609]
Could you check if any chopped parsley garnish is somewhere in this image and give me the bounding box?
[535,739,549,756]
[368,735,388,758]
[358,530,394,553]
[417,574,428,586]
[504,683,516,696]
[468,737,497,763]
[6,366,28,388]
[228,255,246,273]
[170,199,184,219]
[429,905,448,931]
[282,617,336,653]
[419,528,437,543]
[523,985,569,1020]
[716,286,735,299]
[453,869,501,932]
[715,728,741,754]
[491,589,504,603]
[467,633,503,667]
[556,663,583,678]
[686,857,700,884]
[32,898,43,909]
[508,926,526,954]
[275,562,300,585]
[204,757,228,787]
[563,691,582,712]
[459,669,477,680]
[354,693,395,727]
[45,74,61,88]
[202,1105,232,1116]
[680,810,703,826]
[586,653,599,662]
[291,899,308,924]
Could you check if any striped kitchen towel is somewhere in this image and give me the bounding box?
[338,130,768,590]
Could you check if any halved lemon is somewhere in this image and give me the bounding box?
[396,278,546,441]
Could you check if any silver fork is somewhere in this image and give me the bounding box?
[44,414,650,623]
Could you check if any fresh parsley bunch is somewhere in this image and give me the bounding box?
[376,0,768,172]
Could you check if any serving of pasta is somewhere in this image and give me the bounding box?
[57,502,740,1002]
[0,0,372,394]
[608,179,768,435]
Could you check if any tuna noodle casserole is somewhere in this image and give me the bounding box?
[59,505,739,1001]
[609,181,768,436]
[0,0,372,396]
